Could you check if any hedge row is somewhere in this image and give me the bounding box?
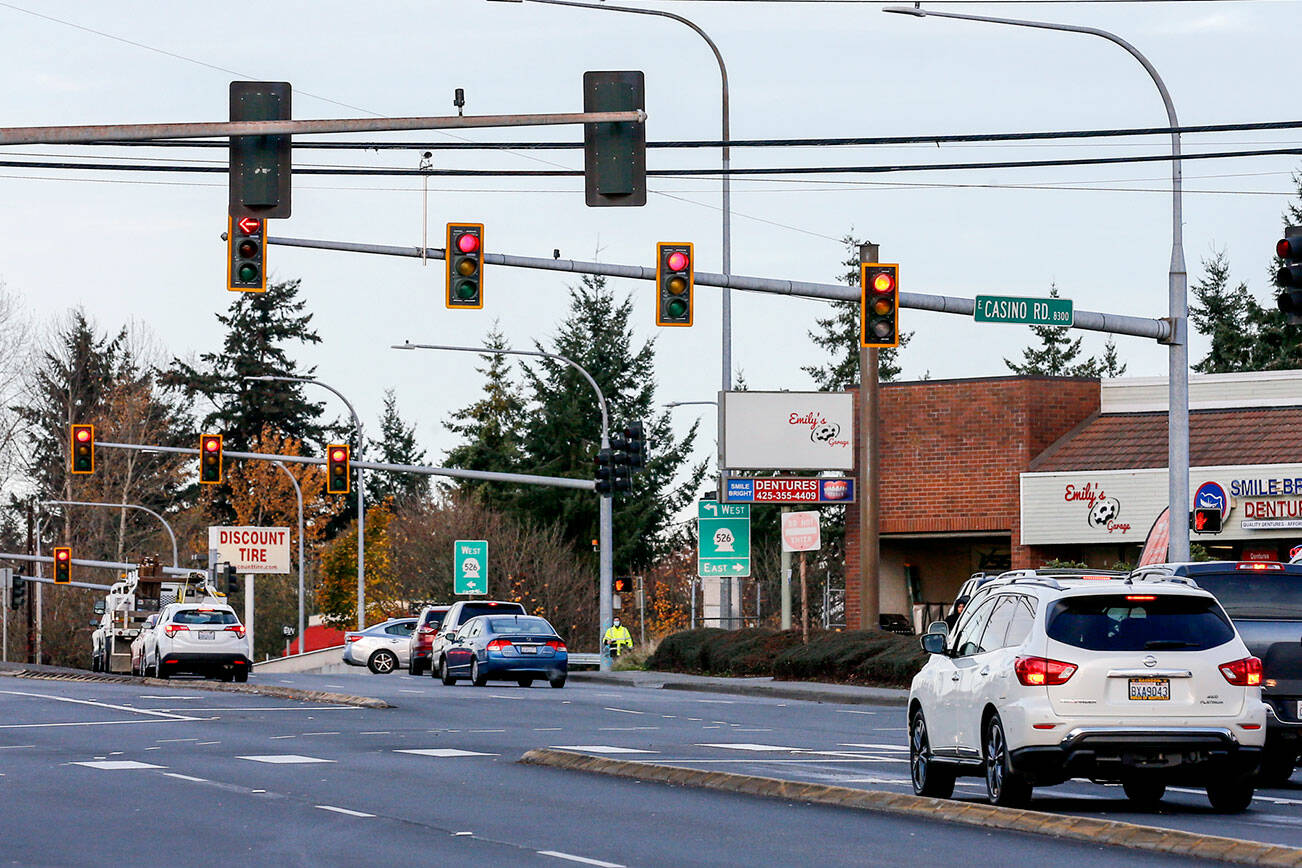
[647,627,928,688]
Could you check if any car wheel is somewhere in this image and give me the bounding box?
[234,669,248,683]
[219,671,234,683]
[548,674,566,689]
[440,659,457,686]
[1206,774,1255,813]
[154,658,169,680]
[1121,776,1166,808]
[909,710,956,799]
[410,659,425,677]
[1257,746,1298,787]
[471,659,488,687]
[517,678,534,688]
[368,650,398,675]
[983,713,1031,808]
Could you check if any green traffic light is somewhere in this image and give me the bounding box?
[239,264,259,282]
[666,298,688,318]
[456,281,478,301]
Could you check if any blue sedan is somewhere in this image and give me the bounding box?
[439,614,568,688]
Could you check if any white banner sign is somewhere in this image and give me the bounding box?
[721,391,854,471]
[208,526,291,574]
[781,511,822,552]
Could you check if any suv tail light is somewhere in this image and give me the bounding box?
[345,633,361,643]
[1015,656,1077,686]
[163,624,189,638]
[225,625,247,639]
[486,638,511,651]
[546,640,566,652]
[418,625,439,635]
[1219,656,1263,686]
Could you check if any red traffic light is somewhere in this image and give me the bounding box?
[56,549,69,562]
[75,428,90,443]
[204,438,220,452]
[872,272,895,293]
[331,448,346,461]
[666,251,689,272]
[237,217,262,234]
[457,233,480,254]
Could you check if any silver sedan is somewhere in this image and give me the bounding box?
[342,618,417,674]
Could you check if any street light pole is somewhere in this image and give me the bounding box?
[393,342,616,671]
[272,461,306,655]
[38,500,179,568]
[243,375,367,629]
[885,5,1189,561]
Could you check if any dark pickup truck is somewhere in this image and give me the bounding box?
[1134,561,1302,785]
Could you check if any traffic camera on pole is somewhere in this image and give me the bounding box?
[70,424,95,475]
[583,71,646,208]
[53,547,72,584]
[326,444,351,494]
[228,216,267,292]
[199,435,223,484]
[229,81,292,219]
[656,243,694,327]
[1276,227,1302,324]
[446,223,484,309]
[861,263,900,348]
[11,574,25,608]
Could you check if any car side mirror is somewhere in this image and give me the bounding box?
[920,632,948,655]
[93,601,106,615]
[926,620,949,637]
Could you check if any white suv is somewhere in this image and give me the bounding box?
[144,603,252,682]
[909,572,1267,812]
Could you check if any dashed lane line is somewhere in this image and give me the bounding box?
[395,749,498,758]
[72,760,165,770]
[238,754,335,764]
[162,772,208,783]
[0,690,202,721]
[538,851,624,867]
[603,707,645,715]
[316,805,375,818]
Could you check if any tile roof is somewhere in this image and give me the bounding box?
[1028,407,1302,472]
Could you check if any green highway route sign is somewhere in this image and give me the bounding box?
[974,295,1073,327]
[697,501,751,578]
[454,539,488,595]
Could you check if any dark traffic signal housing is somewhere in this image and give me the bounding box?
[624,421,647,472]
[228,215,267,292]
[861,263,900,348]
[229,81,292,219]
[71,424,95,475]
[583,70,646,208]
[1276,228,1302,324]
[446,223,484,309]
[326,444,351,494]
[656,243,694,327]
[199,435,223,484]
[613,576,629,594]
[594,448,615,496]
[1191,507,1223,534]
[52,547,72,584]
[10,574,25,608]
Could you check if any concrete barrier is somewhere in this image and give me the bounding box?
[253,645,348,674]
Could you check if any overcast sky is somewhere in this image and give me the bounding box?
[2,0,1297,472]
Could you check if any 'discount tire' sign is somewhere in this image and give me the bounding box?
[208,526,291,574]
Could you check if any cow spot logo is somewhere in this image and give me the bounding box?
[713,529,736,552]
[811,422,840,444]
[1088,497,1121,529]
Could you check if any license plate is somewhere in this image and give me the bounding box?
[1297,700,1302,720]
[1128,677,1170,700]
[197,631,215,640]
[519,645,537,655]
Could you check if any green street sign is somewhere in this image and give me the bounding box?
[974,295,1073,327]
[453,539,488,595]
[697,501,751,578]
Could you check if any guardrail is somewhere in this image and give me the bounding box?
[568,653,601,668]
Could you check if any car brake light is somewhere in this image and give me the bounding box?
[486,639,511,651]
[546,640,566,652]
[164,624,189,638]
[225,625,246,639]
[345,634,361,643]
[1015,656,1077,686]
[1124,595,1156,601]
[1236,562,1283,571]
[1219,656,1263,686]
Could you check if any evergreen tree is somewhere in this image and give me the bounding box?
[443,324,528,511]
[1097,336,1128,378]
[513,274,705,570]
[1190,250,1255,373]
[163,279,326,451]
[804,233,911,389]
[1004,286,1121,377]
[366,389,430,507]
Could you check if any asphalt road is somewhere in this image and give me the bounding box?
[0,671,1278,867]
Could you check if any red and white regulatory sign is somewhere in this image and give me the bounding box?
[781,511,821,553]
[208,526,291,574]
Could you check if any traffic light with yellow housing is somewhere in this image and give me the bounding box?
[446,223,484,309]
[228,216,267,292]
[71,424,95,475]
[327,444,351,494]
[861,263,900,348]
[53,547,72,584]
[199,435,223,484]
[656,243,693,327]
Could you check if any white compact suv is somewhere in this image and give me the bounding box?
[143,603,252,682]
[909,571,1267,812]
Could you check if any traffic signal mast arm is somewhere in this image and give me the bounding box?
[268,233,1172,342]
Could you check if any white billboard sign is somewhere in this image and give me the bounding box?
[721,391,854,471]
[208,526,291,574]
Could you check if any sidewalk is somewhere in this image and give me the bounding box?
[568,669,908,706]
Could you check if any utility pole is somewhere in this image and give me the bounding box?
[780,505,792,630]
[858,242,881,633]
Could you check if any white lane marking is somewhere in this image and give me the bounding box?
[552,745,655,754]
[269,735,297,740]
[604,707,645,715]
[163,772,209,783]
[660,758,911,765]
[533,727,563,732]
[837,777,911,785]
[840,743,908,751]
[396,749,497,758]
[735,729,773,733]
[0,719,192,730]
[0,690,200,721]
[599,727,659,732]
[1167,785,1302,806]
[685,718,703,721]
[398,689,423,694]
[316,805,375,818]
[360,731,391,735]
[836,709,878,715]
[324,684,347,688]
[538,851,624,867]
[238,754,335,764]
[697,743,802,752]
[144,747,161,751]
[300,731,341,736]
[157,738,200,743]
[453,831,474,837]
[468,729,506,733]
[695,700,735,704]
[152,706,358,712]
[72,760,165,770]
[139,695,203,700]
[196,742,221,746]
[0,745,35,750]
[661,715,677,719]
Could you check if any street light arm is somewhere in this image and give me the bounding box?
[38,499,179,567]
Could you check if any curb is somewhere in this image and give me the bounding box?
[520,748,1302,867]
[0,667,391,709]
[568,671,909,706]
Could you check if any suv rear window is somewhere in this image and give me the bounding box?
[172,609,238,625]
[459,602,526,621]
[422,609,447,628]
[1186,572,1302,619]
[1047,594,1235,652]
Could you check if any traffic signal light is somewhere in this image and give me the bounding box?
[53,547,71,584]
[10,574,25,608]
[583,71,646,208]
[1192,508,1223,534]
[326,444,351,494]
[612,450,633,494]
[70,424,95,475]
[1276,228,1302,324]
[446,223,484,309]
[228,215,267,292]
[229,81,292,219]
[656,243,694,327]
[624,421,647,472]
[861,263,900,348]
[224,564,240,595]
[613,577,628,594]
[594,448,615,496]
[199,435,223,484]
